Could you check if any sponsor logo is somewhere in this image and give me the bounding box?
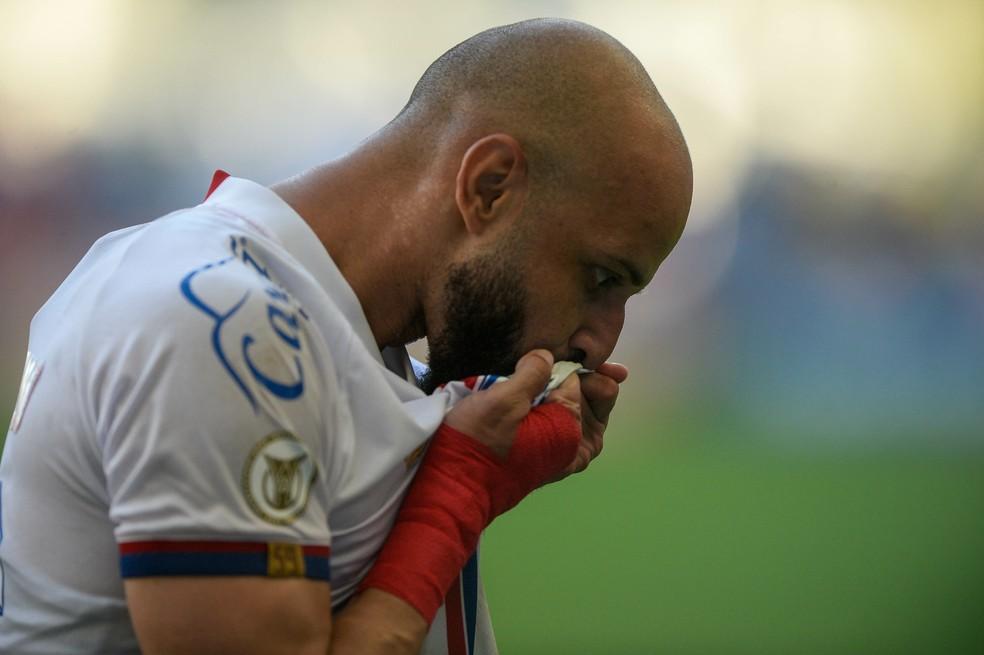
[179,236,310,412]
[242,431,317,525]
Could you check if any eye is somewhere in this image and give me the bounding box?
[593,267,620,289]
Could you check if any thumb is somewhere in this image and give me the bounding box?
[489,349,554,405]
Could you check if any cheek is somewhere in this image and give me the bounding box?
[519,277,584,348]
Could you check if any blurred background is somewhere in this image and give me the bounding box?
[1,0,982,652]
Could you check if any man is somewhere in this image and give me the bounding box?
[0,17,691,655]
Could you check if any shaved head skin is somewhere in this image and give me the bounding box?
[400,19,687,199]
[274,18,693,390]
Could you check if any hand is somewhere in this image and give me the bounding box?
[547,361,628,482]
[359,350,582,626]
[444,349,580,458]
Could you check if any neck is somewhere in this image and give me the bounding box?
[272,132,445,349]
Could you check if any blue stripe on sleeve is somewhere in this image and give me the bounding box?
[120,550,331,581]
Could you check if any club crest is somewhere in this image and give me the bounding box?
[242,431,317,525]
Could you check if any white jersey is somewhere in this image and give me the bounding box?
[0,173,497,655]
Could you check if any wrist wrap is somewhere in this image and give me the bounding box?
[359,402,579,622]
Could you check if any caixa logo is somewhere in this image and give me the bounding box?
[180,235,310,412]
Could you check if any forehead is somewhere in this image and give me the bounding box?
[574,134,692,280]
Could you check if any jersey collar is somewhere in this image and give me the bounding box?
[202,171,383,364]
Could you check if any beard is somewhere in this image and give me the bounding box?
[421,249,527,393]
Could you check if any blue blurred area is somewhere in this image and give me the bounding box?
[720,162,983,446]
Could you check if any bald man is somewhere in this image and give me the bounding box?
[0,18,691,655]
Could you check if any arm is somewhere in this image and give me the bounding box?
[126,580,426,655]
[357,351,581,625]
[126,578,333,655]
[125,350,579,654]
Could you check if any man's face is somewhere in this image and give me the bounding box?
[424,116,692,390]
[514,176,688,367]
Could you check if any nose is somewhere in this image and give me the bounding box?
[566,300,626,370]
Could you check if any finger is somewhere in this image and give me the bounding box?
[444,350,555,449]
[595,362,629,383]
[579,372,620,425]
[580,372,619,406]
[488,349,554,404]
[545,371,582,418]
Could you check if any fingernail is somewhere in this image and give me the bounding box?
[530,349,554,367]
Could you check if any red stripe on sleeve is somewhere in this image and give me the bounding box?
[301,545,331,558]
[119,540,267,555]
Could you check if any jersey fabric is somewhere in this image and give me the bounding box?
[0,173,498,654]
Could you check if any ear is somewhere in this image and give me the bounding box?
[454,133,528,236]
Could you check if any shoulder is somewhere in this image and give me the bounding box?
[75,208,313,347]
[70,213,338,421]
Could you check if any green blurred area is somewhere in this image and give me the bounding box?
[482,424,984,655]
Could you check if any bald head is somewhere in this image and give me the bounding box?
[275,19,692,360]
[395,18,689,194]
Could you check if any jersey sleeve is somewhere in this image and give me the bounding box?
[92,252,344,583]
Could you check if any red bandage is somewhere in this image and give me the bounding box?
[359,402,580,622]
